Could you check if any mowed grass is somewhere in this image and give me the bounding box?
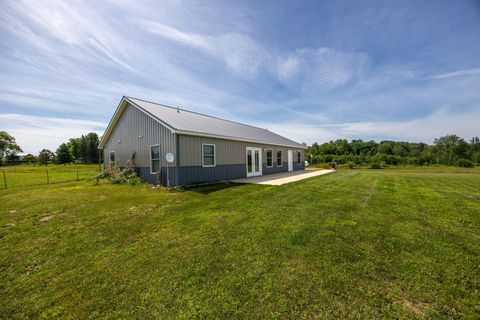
[0,164,100,189]
[1,169,479,319]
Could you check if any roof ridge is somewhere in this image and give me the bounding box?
[125,96,277,133]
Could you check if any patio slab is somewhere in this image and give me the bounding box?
[231,169,335,185]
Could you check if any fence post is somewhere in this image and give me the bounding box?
[2,171,6,189]
[46,169,50,185]
[76,168,79,181]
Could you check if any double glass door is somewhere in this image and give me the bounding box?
[246,147,262,177]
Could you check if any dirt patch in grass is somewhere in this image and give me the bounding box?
[39,212,67,222]
[402,300,428,316]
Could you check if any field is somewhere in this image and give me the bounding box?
[0,164,101,189]
[1,168,479,319]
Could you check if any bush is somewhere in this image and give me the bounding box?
[369,162,382,169]
[347,161,355,169]
[94,160,141,185]
[456,158,474,168]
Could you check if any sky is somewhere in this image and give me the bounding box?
[1,0,480,154]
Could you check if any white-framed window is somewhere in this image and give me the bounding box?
[202,143,216,167]
[109,151,115,165]
[277,150,282,166]
[297,151,301,165]
[266,149,273,167]
[150,144,160,174]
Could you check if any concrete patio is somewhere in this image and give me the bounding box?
[232,169,335,185]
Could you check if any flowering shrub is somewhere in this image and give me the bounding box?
[95,160,141,185]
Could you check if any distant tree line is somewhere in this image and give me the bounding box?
[307,134,479,168]
[0,131,101,166]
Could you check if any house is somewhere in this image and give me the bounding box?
[98,97,306,186]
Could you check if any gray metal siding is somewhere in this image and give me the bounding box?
[177,135,304,185]
[102,103,177,184]
[263,162,289,175]
[178,164,245,186]
[138,166,178,186]
[179,135,302,167]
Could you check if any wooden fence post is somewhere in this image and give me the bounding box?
[2,171,6,189]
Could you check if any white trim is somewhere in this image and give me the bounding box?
[176,130,307,149]
[266,149,273,168]
[150,144,161,174]
[276,149,283,167]
[288,150,293,172]
[202,143,216,167]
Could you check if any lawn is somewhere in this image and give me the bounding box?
[1,169,479,319]
[0,164,101,189]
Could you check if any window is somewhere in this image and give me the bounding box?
[202,144,216,167]
[277,150,282,166]
[109,151,115,165]
[297,151,301,165]
[266,149,273,167]
[150,145,160,173]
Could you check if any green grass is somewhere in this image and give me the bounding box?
[0,164,100,189]
[1,169,479,319]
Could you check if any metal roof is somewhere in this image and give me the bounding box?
[122,97,306,148]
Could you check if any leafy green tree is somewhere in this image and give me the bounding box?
[378,141,395,155]
[433,134,468,165]
[23,154,36,163]
[77,133,100,163]
[86,132,99,163]
[56,143,73,164]
[0,131,22,164]
[67,138,80,161]
[38,149,55,166]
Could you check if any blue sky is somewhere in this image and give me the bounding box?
[1,0,480,153]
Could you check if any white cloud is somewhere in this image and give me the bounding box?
[0,114,106,154]
[276,48,370,91]
[140,21,267,76]
[2,0,137,72]
[429,68,480,79]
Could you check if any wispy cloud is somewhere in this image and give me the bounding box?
[141,21,267,76]
[429,68,480,79]
[276,48,370,91]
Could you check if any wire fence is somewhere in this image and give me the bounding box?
[1,167,102,189]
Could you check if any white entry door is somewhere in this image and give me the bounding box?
[288,150,293,172]
[246,147,262,177]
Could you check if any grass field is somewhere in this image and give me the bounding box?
[1,169,479,319]
[0,164,101,189]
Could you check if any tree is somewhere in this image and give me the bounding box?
[38,149,54,166]
[86,132,99,163]
[433,134,468,165]
[0,131,22,164]
[77,133,99,163]
[56,143,72,164]
[23,154,36,163]
[67,138,80,161]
